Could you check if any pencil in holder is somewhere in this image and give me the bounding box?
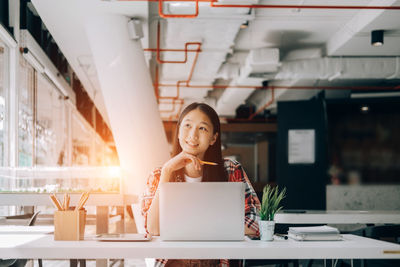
[54,209,86,241]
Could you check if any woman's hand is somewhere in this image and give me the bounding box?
[161,151,202,182]
[245,225,257,236]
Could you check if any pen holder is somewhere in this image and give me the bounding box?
[54,209,86,241]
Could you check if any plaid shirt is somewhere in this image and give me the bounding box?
[141,158,261,267]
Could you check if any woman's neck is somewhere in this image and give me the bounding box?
[184,164,203,178]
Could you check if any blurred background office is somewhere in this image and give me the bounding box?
[1,0,400,225]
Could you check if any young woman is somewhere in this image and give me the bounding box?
[141,102,260,267]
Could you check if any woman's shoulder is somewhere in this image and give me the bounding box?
[150,167,162,177]
[146,167,162,184]
[223,157,242,171]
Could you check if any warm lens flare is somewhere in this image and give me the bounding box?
[107,166,121,178]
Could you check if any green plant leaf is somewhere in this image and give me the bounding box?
[259,185,286,221]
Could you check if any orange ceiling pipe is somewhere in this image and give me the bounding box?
[160,98,185,122]
[157,42,202,64]
[152,19,202,120]
[159,98,184,113]
[144,48,201,53]
[209,0,400,10]
[154,64,160,101]
[119,1,400,11]
[155,83,400,91]
[153,19,202,101]
[159,0,200,18]
[154,41,201,118]
[156,41,200,117]
[172,42,201,98]
[174,98,185,120]
[155,21,202,64]
[170,42,201,99]
[155,65,179,101]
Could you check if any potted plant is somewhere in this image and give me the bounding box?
[259,185,286,241]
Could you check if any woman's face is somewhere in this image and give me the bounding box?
[178,109,218,159]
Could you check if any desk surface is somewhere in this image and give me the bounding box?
[275,210,400,224]
[1,230,399,260]
[0,193,138,206]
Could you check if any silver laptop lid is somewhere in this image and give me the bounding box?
[159,182,245,241]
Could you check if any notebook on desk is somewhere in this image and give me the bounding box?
[159,182,245,241]
[288,225,342,241]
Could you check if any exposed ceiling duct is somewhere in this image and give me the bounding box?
[217,56,400,116]
[274,57,400,81]
[32,0,400,121]
[157,0,257,116]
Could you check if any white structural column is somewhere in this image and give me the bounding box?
[85,14,170,196]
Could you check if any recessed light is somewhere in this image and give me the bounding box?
[371,30,384,47]
[240,21,249,29]
[361,106,369,113]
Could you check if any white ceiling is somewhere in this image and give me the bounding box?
[32,0,400,122]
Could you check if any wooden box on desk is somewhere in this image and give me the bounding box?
[54,210,86,240]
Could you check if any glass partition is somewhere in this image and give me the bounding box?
[0,39,6,167]
[71,110,92,166]
[0,32,121,217]
[35,73,67,166]
[18,56,35,167]
[0,39,7,207]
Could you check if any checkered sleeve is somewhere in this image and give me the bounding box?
[226,159,261,236]
[154,259,167,267]
[142,169,170,267]
[141,168,162,234]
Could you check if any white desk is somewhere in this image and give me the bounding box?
[0,230,399,260]
[275,210,400,224]
[0,225,53,234]
[0,193,138,234]
[0,193,138,206]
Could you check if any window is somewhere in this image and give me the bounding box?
[0,39,6,166]
[72,110,92,166]
[18,56,35,167]
[35,73,67,166]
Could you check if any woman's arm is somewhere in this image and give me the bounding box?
[145,151,204,235]
[227,160,261,237]
[242,168,261,237]
[145,168,172,236]
[245,225,257,235]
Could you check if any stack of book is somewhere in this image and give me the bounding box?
[288,225,342,241]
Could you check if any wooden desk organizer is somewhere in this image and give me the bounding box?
[54,209,86,240]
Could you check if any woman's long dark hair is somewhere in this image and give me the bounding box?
[171,102,227,182]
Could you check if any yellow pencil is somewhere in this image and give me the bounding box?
[75,192,86,211]
[199,160,218,166]
[66,194,70,210]
[50,194,63,211]
[77,192,90,210]
[62,194,67,211]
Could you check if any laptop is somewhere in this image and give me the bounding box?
[159,182,245,241]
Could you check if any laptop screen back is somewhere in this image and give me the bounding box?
[159,182,245,241]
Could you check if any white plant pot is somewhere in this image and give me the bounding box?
[259,220,275,241]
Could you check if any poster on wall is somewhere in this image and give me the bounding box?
[288,129,315,164]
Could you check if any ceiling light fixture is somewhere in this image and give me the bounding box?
[361,106,370,114]
[240,21,249,29]
[371,30,384,46]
